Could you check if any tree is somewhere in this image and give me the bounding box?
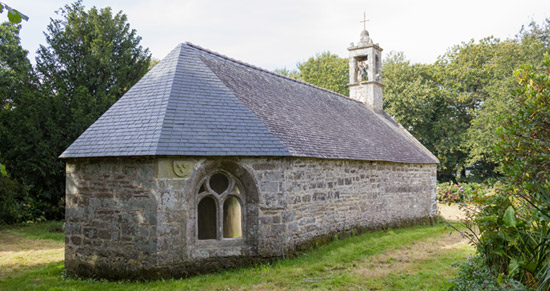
[0,22,32,109]
[295,52,349,95]
[273,67,300,79]
[433,38,508,180]
[499,54,550,201]
[0,22,46,223]
[383,52,467,181]
[1,1,151,219]
[37,1,151,118]
[466,21,550,178]
[465,54,550,289]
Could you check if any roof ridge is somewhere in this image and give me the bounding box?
[183,42,364,106]
[155,43,186,155]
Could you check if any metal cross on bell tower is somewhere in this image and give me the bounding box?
[360,12,369,31]
[348,12,383,112]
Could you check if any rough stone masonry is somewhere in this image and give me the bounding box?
[65,157,436,279]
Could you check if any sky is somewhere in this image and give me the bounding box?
[9,0,550,71]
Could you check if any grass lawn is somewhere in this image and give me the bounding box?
[0,221,472,290]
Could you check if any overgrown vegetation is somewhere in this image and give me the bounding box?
[437,182,492,204]
[449,54,550,290]
[0,1,151,223]
[0,174,45,224]
[447,255,526,290]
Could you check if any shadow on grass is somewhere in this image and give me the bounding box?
[0,221,64,242]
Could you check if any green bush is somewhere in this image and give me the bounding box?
[454,183,550,289]
[0,175,45,224]
[447,255,527,290]
[449,54,550,290]
[437,182,489,204]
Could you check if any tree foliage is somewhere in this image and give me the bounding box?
[0,22,32,109]
[277,52,349,96]
[383,52,468,181]
[0,23,46,223]
[383,19,550,182]
[436,37,528,180]
[500,54,550,201]
[297,52,348,96]
[0,1,151,219]
[455,54,550,290]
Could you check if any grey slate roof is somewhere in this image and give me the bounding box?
[60,43,438,164]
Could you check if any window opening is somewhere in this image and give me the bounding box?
[198,197,217,240]
[356,56,368,82]
[196,170,244,241]
[210,173,229,194]
[223,196,242,238]
[233,184,240,195]
[199,183,206,193]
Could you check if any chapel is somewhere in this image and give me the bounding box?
[61,26,438,279]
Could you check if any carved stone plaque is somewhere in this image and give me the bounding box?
[173,160,193,177]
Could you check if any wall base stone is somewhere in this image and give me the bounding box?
[66,215,435,281]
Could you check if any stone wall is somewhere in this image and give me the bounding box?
[243,158,437,255]
[64,156,436,279]
[64,157,158,279]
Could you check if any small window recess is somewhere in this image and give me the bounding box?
[196,171,244,241]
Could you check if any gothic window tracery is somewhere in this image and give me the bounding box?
[196,171,243,240]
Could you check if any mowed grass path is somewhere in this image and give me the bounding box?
[0,221,471,290]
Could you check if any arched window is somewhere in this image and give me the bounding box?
[198,197,217,240]
[196,171,244,240]
[223,196,242,238]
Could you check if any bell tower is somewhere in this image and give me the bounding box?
[348,15,383,112]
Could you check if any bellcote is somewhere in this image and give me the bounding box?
[348,28,383,112]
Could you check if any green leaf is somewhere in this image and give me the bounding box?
[7,11,21,24]
[503,206,517,227]
[0,164,6,177]
[524,261,537,273]
[508,258,520,277]
[497,272,505,285]
[4,4,28,23]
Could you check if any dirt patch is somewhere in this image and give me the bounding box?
[438,203,468,221]
[354,231,468,278]
[0,232,64,279]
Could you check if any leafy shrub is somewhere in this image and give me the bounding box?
[437,182,489,204]
[0,175,46,224]
[452,183,550,289]
[447,255,527,290]
[449,54,550,290]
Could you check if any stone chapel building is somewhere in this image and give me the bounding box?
[61,28,439,279]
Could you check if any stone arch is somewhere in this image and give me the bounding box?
[188,160,259,247]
